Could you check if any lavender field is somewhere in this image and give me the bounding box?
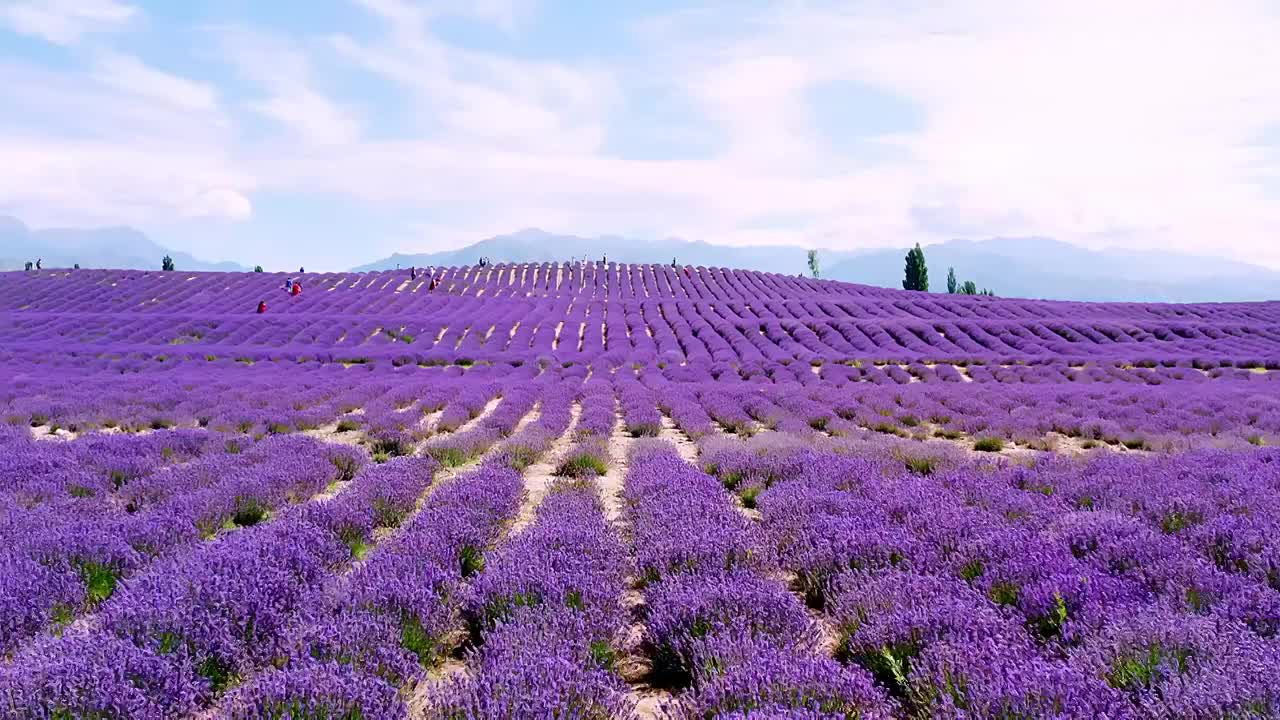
[2,263,1280,719]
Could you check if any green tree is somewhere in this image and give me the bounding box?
[960,280,978,295]
[253,265,264,272]
[161,255,175,271]
[981,288,995,297]
[902,243,929,291]
[806,249,820,279]
[946,267,957,294]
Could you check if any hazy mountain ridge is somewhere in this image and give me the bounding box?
[357,229,1280,303]
[4,217,1278,302]
[0,216,248,272]
[825,237,1280,303]
[351,229,862,275]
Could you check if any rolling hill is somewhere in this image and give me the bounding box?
[0,216,247,272]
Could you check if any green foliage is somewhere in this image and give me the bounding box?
[946,267,957,294]
[78,562,120,606]
[499,443,540,471]
[232,496,268,527]
[425,446,468,468]
[1031,592,1070,642]
[253,265,264,272]
[902,455,938,476]
[1105,643,1195,694]
[400,614,439,666]
[555,451,609,478]
[459,545,485,577]
[627,422,661,438]
[973,437,1005,452]
[1161,510,1202,534]
[988,582,1020,606]
[161,255,175,271]
[806,249,820,279]
[902,243,929,291]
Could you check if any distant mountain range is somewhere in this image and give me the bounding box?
[825,237,1280,303]
[0,216,247,272]
[4,217,1279,303]
[356,228,1280,303]
[349,228,860,276]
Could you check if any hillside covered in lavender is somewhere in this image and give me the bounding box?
[2,261,1279,718]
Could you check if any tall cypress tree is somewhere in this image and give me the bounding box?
[946,267,957,294]
[903,244,929,291]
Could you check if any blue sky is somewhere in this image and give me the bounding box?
[3,0,1280,270]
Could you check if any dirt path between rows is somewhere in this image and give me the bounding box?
[509,403,583,534]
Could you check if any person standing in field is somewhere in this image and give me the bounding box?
[291,281,302,296]
[257,300,267,314]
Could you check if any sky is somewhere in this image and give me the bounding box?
[2,0,1280,271]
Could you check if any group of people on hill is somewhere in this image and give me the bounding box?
[23,258,42,271]
[408,266,439,291]
[252,257,699,314]
[258,269,306,313]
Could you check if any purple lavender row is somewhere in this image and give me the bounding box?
[0,453,437,718]
[12,274,1280,365]
[217,461,524,719]
[723,437,1280,717]
[1,428,221,539]
[488,379,579,471]
[641,373,716,440]
[616,375,662,437]
[674,376,1280,449]
[427,480,633,718]
[550,380,616,478]
[1,435,363,658]
[4,355,1278,446]
[623,441,894,718]
[421,382,541,468]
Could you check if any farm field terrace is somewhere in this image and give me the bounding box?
[2,262,1280,719]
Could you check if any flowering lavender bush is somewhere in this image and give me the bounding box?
[3,262,1280,715]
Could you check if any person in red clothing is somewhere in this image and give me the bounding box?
[291,281,301,296]
[429,278,438,291]
[257,300,267,314]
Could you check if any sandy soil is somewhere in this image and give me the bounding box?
[597,412,635,524]
[657,416,699,464]
[29,425,78,441]
[509,404,582,533]
[302,421,366,448]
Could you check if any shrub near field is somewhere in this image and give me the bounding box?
[1,262,1279,718]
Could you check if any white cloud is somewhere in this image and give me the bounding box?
[0,0,137,45]
[0,60,251,229]
[92,51,218,112]
[217,28,362,146]
[652,0,1280,265]
[183,188,252,221]
[335,3,616,153]
[5,0,1280,271]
